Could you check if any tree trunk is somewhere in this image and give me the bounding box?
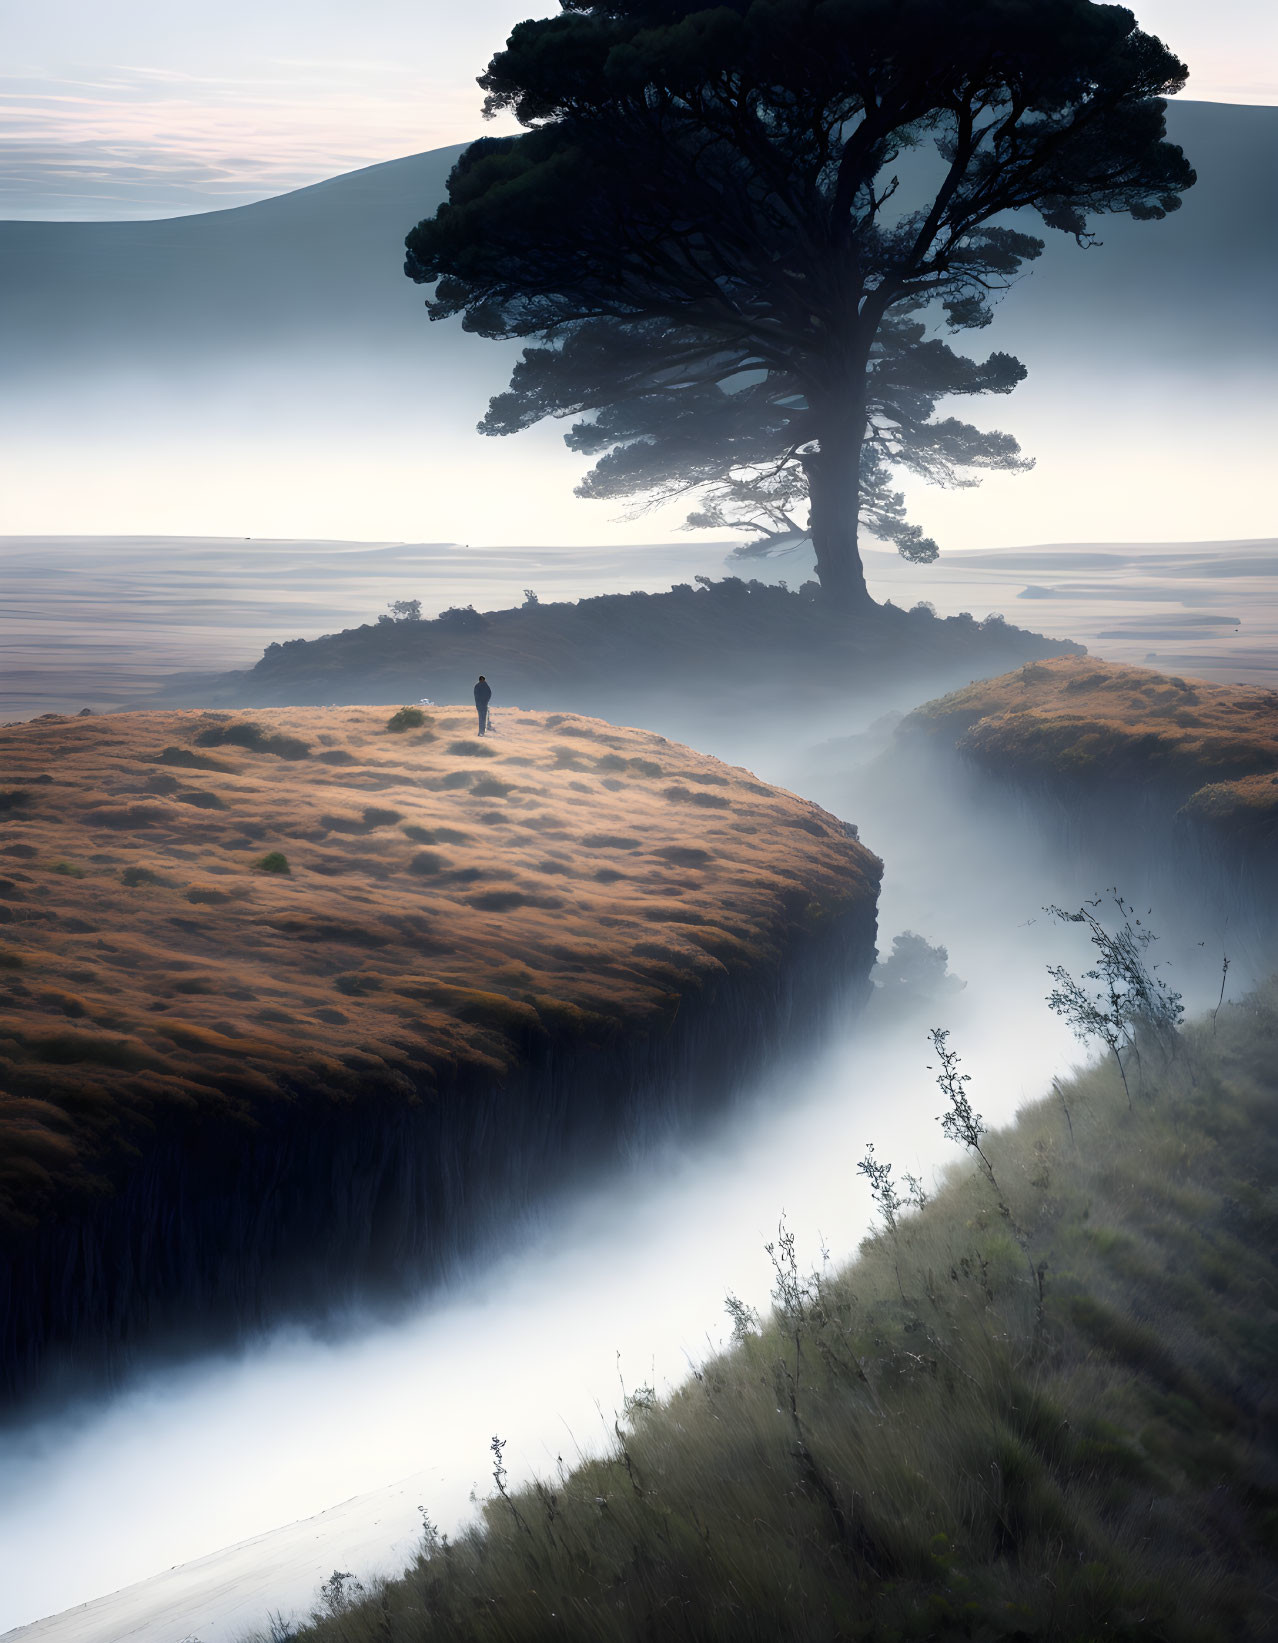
[802,411,875,612]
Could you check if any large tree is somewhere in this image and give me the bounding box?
[406,0,1193,609]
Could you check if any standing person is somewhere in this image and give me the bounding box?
[474,675,492,736]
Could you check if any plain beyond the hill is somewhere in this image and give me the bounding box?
[1,536,1275,725]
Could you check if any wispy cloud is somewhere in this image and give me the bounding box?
[0,63,507,219]
[1,31,1274,222]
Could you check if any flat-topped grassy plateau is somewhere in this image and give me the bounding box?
[0,705,878,1402]
[901,655,1278,849]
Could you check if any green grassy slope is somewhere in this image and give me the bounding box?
[281,993,1278,1642]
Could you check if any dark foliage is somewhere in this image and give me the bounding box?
[406,0,1193,606]
[194,720,311,760]
[218,579,1084,724]
[385,706,428,732]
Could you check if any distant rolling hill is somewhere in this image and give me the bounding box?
[986,99,1277,369]
[0,101,1272,546]
[0,146,467,373]
[1,103,1272,376]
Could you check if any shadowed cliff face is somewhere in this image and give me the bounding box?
[0,705,879,1406]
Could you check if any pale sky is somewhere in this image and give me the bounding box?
[2,0,1276,218]
[1,1,556,217]
[2,2,1274,551]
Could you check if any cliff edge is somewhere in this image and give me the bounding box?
[901,656,1278,857]
[0,705,879,1402]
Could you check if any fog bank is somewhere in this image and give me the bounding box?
[1,103,1273,549]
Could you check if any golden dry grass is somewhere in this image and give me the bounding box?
[903,655,1278,835]
[0,706,877,1233]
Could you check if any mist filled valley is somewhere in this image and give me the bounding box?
[3,5,1278,1640]
[3,575,1276,1638]
[4,645,1273,1640]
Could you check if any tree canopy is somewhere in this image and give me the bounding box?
[406,0,1194,608]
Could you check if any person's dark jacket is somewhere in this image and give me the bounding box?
[474,679,492,709]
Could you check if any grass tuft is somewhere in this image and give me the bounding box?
[156,746,233,772]
[195,720,310,759]
[385,706,427,733]
[119,865,166,887]
[662,785,731,810]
